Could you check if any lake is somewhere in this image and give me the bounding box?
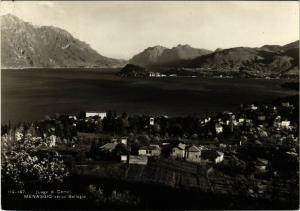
[1,69,298,123]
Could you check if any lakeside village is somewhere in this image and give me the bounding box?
[120,65,299,79]
[1,96,299,208]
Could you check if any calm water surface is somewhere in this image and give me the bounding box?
[1,69,298,123]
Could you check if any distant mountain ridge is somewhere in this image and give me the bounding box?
[157,44,212,65]
[1,14,127,68]
[127,40,299,78]
[129,44,212,67]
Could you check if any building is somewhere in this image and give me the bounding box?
[138,145,161,157]
[238,118,245,123]
[86,112,107,119]
[49,135,56,147]
[250,104,258,110]
[185,145,202,163]
[149,72,165,77]
[149,72,155,77]
[120,137,127,145]
[149,117,155,125]
[121,155,128,163]
[280,121,291,128]
[69,115,77,120]
[171,143,186,159]
[129,155,148,165]
[281,102,290,107]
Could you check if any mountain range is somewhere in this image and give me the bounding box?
[1,14,126,68]
[1,14,299,78]
[128,41,299,78]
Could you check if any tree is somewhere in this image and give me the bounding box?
[153,123,161,133]
[112,144,128,157]
[78,111,86,120]
[138,134,150,146]
[1,131,69,188]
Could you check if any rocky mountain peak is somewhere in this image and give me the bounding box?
[1,14,127,68]
[2,13,21,23]
[176,44,191,48]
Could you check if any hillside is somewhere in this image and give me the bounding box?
[129,45,167,67]
[117,64,148,77]
[186,41,299,77]
[1,14,127,69]
[157,44,212,65]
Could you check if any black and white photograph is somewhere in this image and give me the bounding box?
[1,1,299,210]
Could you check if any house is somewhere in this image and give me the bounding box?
[121,155,128,163]
[49,135,56,147]
[185,145,202,163]
[138,145,161,157]
[129,155,148,165]
[99,142,118,152]
[171,143,186,159]
[280,121,291,128]
[86,112,107,119]
[281,102,290,107]
[69,115,77,120]
[238,118,245,125]
[250,104,258,110]
[149,72,155,77]
[149,117,155,125]
[149,72,164,77]
[201,150,224,164]
[120,137,127,145]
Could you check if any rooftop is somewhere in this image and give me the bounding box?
[100,142,117,151]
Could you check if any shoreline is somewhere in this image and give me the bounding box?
[1,68,299,80]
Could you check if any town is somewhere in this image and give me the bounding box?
[1,95,299,209]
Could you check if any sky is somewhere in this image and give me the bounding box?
[1,1,299,59]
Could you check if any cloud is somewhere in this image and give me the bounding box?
[38,1,54,8]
